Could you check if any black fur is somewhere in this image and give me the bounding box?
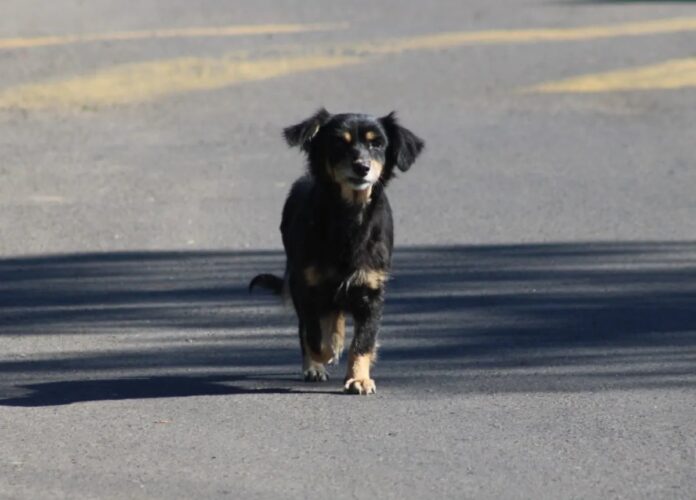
[250,109,424,393]
[248,274,284,295]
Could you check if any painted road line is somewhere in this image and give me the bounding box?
[529,58,696,93]
[0,23,348,50]
[3,17,696,109]
[0,54,362,109]
[348,16,696,55]
[3,16,695,53]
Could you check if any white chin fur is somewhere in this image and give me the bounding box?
[348,178,373,190]
[352,182,372,191]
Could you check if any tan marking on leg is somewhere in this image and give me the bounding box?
[306,339,333,364]
[351,268,388,289]
[320,311,346,364]
[344,350,377,395]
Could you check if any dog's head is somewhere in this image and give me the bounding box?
[284,108,424,199]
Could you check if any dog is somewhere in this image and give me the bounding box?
[249,108,424,394]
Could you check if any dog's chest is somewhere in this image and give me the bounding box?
[303,222,390,298]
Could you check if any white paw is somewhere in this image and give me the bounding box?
[344,378,376,395]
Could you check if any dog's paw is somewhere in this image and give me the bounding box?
[344,378,376,395]
[303,366,329,382]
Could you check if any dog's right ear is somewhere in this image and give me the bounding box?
[283,108,331,151]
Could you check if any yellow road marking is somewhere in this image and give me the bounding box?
[529,58,696,93]
[0,23,347,50]
[0,54,362,109]
[4,16,695,52]
[349,16,696,55]
[28,195,67,204]
[3,17,696,109]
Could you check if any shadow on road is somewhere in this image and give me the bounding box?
[1,241,695,405]
[0,375,301,407]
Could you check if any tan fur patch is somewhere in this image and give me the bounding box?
[304,265,338,287]
[370,159,384,178]
[339,183,373,205]
[353,186,373,204]
[365,130,377,141]
[343,131,352,143]
[320,311,346,363]
[344,350,377,394]
[334,159,383,205]
[346,351,374,380]
[351,268,388,289]
[301,311,345,365]
[305,344,333,364]
[304,265,322,287]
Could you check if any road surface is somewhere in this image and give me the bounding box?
[1,1,695,498]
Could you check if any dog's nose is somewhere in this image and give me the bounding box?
[352,161,371,178]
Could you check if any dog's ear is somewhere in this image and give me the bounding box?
[283,108,331,151]
[380,112,425,172]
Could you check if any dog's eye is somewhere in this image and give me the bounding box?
[335,134,351,147]
[368,138,384,149]
[365,130,383,148]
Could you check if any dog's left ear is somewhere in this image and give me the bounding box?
[283,108,331,152]
[380,112,425,172]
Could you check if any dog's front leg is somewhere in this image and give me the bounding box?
[344,292,383,395]
[301,312,330,382]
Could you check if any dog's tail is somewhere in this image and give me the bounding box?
[249,273,284,295]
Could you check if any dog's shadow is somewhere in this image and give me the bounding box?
[0,374,347,407]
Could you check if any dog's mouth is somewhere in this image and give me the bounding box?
[347,177,373,190]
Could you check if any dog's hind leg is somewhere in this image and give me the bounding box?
[320,311,346,365]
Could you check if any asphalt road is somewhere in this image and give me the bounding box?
[1,1,695,498]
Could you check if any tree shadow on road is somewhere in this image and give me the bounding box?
[383,241,696,394]
[0,241,694,406]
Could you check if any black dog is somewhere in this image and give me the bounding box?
[250,109,424,394]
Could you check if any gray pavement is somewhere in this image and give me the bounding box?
[1,1,695,498]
